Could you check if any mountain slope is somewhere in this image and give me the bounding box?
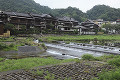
[53,7,87,22]
[87,5,120,21]
[0,0,53,14]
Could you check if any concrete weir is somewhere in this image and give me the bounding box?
[0,46,45,58]
[18,46,44,56]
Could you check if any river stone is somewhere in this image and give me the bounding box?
[18,46,43,56]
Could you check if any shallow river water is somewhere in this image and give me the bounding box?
[43,43,105,59]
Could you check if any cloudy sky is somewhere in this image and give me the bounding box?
[34,0,120,12]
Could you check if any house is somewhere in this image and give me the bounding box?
[80,19,99,34]
[57,16,79,31]
[72,25,88,35]
[93,19,104,27]
[40,14,57,30]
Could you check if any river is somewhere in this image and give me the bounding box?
[42,43,105,59]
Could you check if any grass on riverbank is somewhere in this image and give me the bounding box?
[0,57,76,72]
[0,37,44,51]
[0,58,4,62]
[82,54,120,62]
[0,36,15,42]
[39,35,120,42]
[0,43,21,51]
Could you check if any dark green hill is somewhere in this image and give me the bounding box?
[0,0,53,14]
[87,5,120,21]
[53,7,87,22]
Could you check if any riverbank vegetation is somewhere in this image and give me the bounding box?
[82,54,120,80]
[0,57,76,72]
[39,35,120,42]
[39,34,120,46]
[0,37,45,51]
[0,54,120,80]
[0,58,4,62]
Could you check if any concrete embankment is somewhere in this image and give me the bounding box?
[0,46,46,59]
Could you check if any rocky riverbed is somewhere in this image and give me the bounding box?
[0,61,114,80]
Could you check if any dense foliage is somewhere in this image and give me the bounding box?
[0,0,53,14]
[87,5,120,21]
[102,24,120,34]
[53,7,87,22]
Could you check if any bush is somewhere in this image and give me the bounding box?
[108,58,120,67]
[9,43,14,47]
[0,43,8,50]
[92,68,120,80]
[82,54,95,61]
[41,43,47,50]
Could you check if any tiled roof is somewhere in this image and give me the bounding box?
[31,13,42,17]
[41,14,52,18]
[84,19,94,23]
[73,25,88,29]
[58,16,78,22]
[2,11,32,18]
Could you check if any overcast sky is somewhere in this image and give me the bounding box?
[34,0,120,12]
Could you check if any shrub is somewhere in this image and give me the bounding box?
[0,58,4,61]
[82,54,95,61]
[36,69,44,76]
[41,43,47,50]
[92,68,120,80]
[9,43,14,47]
[108,58,120,67]
[0,43,8,50]
[44,71,54,80]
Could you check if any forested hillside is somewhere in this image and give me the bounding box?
[53,7,87,22]
[87,5,120,21]
[0,0,53,14]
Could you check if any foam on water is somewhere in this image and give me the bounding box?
[47,50,80,59]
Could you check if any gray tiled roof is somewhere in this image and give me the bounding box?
[2,11,32,17]
[41,14,52,18]
[73,25,88,29]
[58,16,78,22]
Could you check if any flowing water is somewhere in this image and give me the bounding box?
[43,43,105,59]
